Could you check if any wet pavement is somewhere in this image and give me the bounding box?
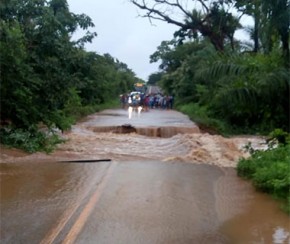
[79,108,200,137]
[0,108,289,243]
[83,108,198,127]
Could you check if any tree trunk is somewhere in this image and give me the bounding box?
[253,11,259,53]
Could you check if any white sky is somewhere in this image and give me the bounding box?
[67,0,251,81]
[67,0,178,81]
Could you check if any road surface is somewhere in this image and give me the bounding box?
[1,109,289,243]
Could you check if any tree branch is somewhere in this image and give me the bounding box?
[155,0,192,18]
[197,0,209,13]
[131,0,187,27]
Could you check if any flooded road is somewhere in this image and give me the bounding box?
[1,109,289,243]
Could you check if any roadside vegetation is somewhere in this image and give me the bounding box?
[142,0,289,136]
[176,102,227,135]
[0,99,120,153]
[0,0,140,152]
[237,130,290,214]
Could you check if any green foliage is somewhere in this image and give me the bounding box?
[268,128,290,145]
[0,127,64,153]
[0,0,138,152]
[146,0,289,134]
[199,52,289,132]
[148,72,163,85]
[176,102,226,134]
[153,38,289,133]
[237,132,290,213]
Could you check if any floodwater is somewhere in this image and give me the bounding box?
[0,109,289,243]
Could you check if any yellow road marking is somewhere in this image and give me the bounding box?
[40,162,116,244]
[62,161,117,244]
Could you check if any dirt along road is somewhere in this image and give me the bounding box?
[0,108,289,243]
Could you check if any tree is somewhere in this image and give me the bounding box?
[147,27,289,131]
[0,0,140,151]
[130,0,241,51]
[235,0,262,53]
[235,0,289,65]
[0,20,38,127]
[194,51,290,131]
[262,0,289,65]
[0,0,97,130]
[148,72,163,85]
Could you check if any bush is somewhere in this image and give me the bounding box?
[0,99,121,153]
[268,128,290,145]
[253,162,289,197]
[237,132,290,213]
[0,126,64,153]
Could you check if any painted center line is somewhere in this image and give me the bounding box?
[62,161,117,244]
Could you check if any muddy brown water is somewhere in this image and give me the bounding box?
[0,109,289,243]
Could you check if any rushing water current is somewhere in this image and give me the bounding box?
[0,109,289,243]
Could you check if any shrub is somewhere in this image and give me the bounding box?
[0,126,64,153]
[237,130,290,213]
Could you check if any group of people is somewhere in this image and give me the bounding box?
[120,92,174,111]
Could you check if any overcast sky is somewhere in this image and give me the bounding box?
[67,0,250,81]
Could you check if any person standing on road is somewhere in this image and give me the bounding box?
[120,94,127,109]
[168,95,174,109]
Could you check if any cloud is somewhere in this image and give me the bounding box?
[67,0,178,80]
[67,0,252,80]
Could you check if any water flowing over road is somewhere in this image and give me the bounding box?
[1,109,289,243]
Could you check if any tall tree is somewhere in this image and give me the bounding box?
[0,0,97,129]
[130,0,241,51]
[263,0,289,65]
[235,0,289,65]
[235,0,262,53]
[148,72,163,85]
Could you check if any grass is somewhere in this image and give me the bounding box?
[175,102,227,135]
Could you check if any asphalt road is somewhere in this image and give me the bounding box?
[1,108,289,243]
[0,160,233,243]
[146,85,162,95]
